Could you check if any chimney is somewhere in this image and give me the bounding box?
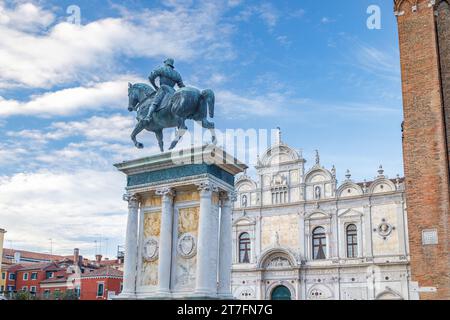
[74,248,80,266]
[95,254,102,264]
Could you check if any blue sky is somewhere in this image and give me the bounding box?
[0,0,403,258]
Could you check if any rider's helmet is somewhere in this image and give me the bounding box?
[164,58,175,68]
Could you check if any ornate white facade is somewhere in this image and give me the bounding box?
[231,140,414,300]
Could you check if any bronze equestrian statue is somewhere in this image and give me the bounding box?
[127,58,216,152]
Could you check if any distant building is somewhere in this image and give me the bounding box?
[14,262,60,296]
[0,229,6,293]
[2,248,65,265]
[79,267,123,300]
[3,264,22,294]
[1,248,123,299]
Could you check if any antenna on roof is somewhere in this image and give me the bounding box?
[104,238,109,259]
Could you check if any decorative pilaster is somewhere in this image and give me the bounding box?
[156,187,175,295]
[122,193,140,296]
[396,201,407,257]
[298,211,306,260]
[195,182,219,297]
[363,205,373,259]
[217,191,236,298]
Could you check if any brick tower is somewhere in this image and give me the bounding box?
[394,0,450,300]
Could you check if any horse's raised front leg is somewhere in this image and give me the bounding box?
[169,120,188,150]
[131,121,146,149]
[155,130,164,152]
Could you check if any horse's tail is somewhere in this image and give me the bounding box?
[201,89,215,118]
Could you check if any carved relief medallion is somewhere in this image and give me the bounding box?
[143,237,159,261]
[374,219,395,239]
[177,233,197,258]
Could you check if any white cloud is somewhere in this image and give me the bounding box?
[257,3,279,29]
[354,42,400,80]
[2,112,162,174]
[0,1,235,89]
[217,89,307,118]
[320,17,335,24]
[0,79,129,117]
[235,3,279,30]
[276,35,292,47]
[0,169,127,256]
[9,114,136,144]
[0,1,55,32]
[227,0,243,7]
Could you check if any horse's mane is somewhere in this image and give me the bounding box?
[133,83,155,96]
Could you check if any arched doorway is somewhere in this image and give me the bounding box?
[271,285,291,300]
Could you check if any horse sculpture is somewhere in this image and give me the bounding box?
[127,83,217,152]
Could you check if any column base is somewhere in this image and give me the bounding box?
[114,292,137,300]
[155,290,172,299]
[217,293,235,300]
[192,290,218,300]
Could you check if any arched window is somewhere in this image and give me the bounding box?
[312,227,326,260]
[239,232,251,263]
[346,224,358,258]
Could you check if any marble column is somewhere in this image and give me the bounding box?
[195,182,219,297]
[218,191,236,298]
[156,187,175,296]
[122,193,140,296]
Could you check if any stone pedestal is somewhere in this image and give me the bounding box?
[114,145,246,299]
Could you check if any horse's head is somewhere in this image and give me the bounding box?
[128,83,139,112]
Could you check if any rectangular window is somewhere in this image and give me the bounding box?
[96,282,104,297]
[2,272,5,280]
[7,286,14,292]
[22,286,28,292]
[30,286,36,293]
[23,273,29,281]
[312,227,327,260]
[46,271,54,279]
[9,273,15,280]
[346,225,358,258]
[44,289,50,299]
[238,233,251,263]
[31,272,38,280]
[0,285,4,292]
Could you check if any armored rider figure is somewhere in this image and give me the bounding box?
[145,58,185,122]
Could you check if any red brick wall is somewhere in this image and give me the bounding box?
[437,1,450,165]
[80,277,122,300]
[15,270,44,293]
[395,0,450,300]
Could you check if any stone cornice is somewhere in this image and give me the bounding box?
[394,0,440,15]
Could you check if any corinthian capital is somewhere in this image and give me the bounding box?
[219,191,237,202]
[155,187,175,198]
[123,193,140,208]
[196,182,218,194]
